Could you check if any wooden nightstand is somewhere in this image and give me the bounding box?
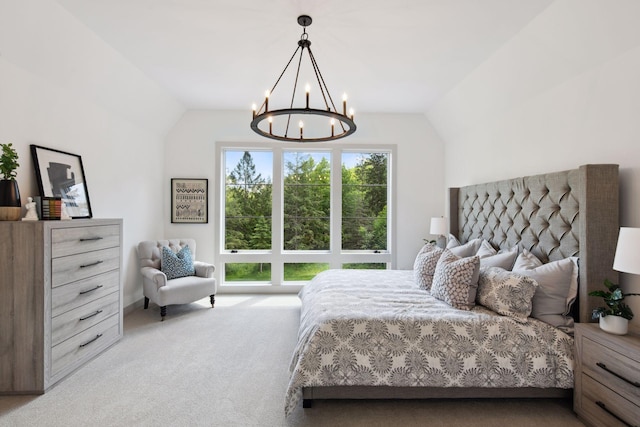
[574,323,640,427]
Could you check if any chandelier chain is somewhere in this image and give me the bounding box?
[307,47,346,133]
[284,46,306,138]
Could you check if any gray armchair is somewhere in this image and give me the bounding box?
[137,239,216,320]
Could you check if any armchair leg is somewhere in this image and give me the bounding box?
[160,306,167,321]
[144,297,149,309]
[210,295,215,308]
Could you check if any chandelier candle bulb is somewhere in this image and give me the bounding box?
[305,84,310,109]
[299,120,304,139]
[342,93,347,116]
[350,108,354,120]
[252,103,257,119]
[265,90,270,112]
[268,116,273,134]
[331,119,335,137]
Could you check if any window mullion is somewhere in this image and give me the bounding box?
[271,146,283,286]
[330,149,342,269]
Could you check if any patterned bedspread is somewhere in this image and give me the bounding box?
[285,269,574,415]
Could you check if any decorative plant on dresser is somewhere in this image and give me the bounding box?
[590,279,640,335]
[0,219,123,393]
[0,142,21,221]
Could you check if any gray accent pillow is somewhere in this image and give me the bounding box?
[513,249,579,334]
[431,249,480,310]
[477,267,538,323]
[413,245,444,291]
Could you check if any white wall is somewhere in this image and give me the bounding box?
[0,0,185,308]
[164,110,446,279]
[427,0,640,326]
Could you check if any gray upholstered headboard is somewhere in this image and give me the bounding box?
[448,164,619,323]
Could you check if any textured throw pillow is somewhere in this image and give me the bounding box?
[413,245,444,291]
[431,249,480,310]
[415,242,436,260]
[161,245,195,280]
[477,267,538,323]
[512,249,579,333]
[449,238,483,258]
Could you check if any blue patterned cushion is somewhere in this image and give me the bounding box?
[161,245,195,279]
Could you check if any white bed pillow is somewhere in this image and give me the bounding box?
[475,240,497,257]
[448,238,482,258]
[476,242,518,270]
[512,249,579,334]
[413,244,444,291]
[446,233,461,248]
[477,267,538,323]
[431,249,480,310]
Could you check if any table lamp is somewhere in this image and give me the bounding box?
[430,217,448,248]
[613,227,640,275]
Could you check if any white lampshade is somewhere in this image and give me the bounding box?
[613,227,640,275]
[430,217,448,236]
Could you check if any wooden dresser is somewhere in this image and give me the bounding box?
[574,322,640,427]
[0,219,123,394]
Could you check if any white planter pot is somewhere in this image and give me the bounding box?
[599,315,629,335]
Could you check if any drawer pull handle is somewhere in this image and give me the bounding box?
[79,334,103,348]
[596,362,640,387]
[79,310,103,321]
[79,285,103,295]
[80,260,104,268]
[80,237,104,242]
[595,401,636,427]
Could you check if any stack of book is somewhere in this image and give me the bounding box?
[36,196,63,220]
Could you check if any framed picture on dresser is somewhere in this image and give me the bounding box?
[171,178,208,223]
[30,145,93,219]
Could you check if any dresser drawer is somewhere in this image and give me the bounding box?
[51,292,119,347]
[52,247,120,288]
[52,270,120,317]
[51,314,120,377]
[583,336,640,403]
[581,374,640,427]
[52,225,120,258]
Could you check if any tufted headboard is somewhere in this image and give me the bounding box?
[448,164,619,323]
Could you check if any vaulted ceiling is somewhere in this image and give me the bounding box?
[56,0,554,113]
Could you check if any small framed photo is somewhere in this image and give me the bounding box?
[171,178,208,223]
[30,145,93,219]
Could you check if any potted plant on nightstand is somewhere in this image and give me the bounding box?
[589,279,640,335]
[0,143,21,221]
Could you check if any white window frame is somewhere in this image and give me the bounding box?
[214,141,397,293]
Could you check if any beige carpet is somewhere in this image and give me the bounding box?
[0,295,584,426]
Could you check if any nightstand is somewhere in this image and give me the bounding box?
[574,323,640,427]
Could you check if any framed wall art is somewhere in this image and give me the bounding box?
[171,178,208,223]
[30,145,93,219]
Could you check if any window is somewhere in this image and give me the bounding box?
[216,142,395,289]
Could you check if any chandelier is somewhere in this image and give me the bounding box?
[250,15,356,143]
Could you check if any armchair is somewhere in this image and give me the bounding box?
[137,239,216,320]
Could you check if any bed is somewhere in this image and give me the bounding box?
[285,164,619,415]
